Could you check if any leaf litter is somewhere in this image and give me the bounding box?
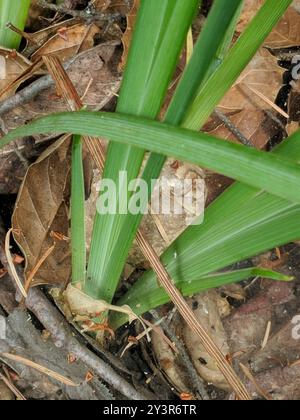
[0,0,300,400]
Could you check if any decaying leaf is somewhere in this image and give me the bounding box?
[223,280,295,359]
[182,292,231,391]
[0,48,32,100]
[265,7,300,49]
[12,136,71,286]
[64,284,139,324]
[152,291,231,392]
[151,326,193,395]
[31,23,100,62]
[208,48,284,149]
[205,109,281,149]
[246,364,300,400]
[119,0,141,71]
[250,320,300,373]
[219,49,284,113]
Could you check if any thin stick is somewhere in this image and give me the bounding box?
[247,86,289,119]
[0,369,26,400]
[1,353,79,387]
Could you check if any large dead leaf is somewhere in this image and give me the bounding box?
[12,137,71,287]
[265,7,300,49]
[211,49,284,149]
[182,292,231,391]
[204,109,281,149]
[152,291,231,392]
[31,23,100,62]
[22,18,80,58]
[0,48,32,100]
[237,0,300,45]
[219,48,284,113]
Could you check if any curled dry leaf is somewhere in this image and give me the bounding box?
[151,326,193,395]
[182,292,231,391]
[152,291,231,392]
[0,48,32,100]
[64,284,139,324]
[12,136,71,287]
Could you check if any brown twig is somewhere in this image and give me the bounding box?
[0,43,119,117]
[136,230,251,400]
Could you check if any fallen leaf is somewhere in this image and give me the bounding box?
[119,0,141,71]
[22,18,80,58]
[246,364,300,400]
[151,325,193,394]
[0,48,32,100]
[12,136,71,286]
[64,284,139,324]
[205,109,281,149]
[265,7,300,49]
[223,280,295,359]
[219,49,284,113]
[31,23,100,62]
[182,291,231,391]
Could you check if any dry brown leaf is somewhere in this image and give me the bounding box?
[152,291,232,392]
[31,23,100,62]
[152,326,193,395]
[237,1,300,41]
[205,109,280,149]
[219,48,284,113]
[119,0,140,71]
[265,7,300,49]
[22,19,79,58]
[64,284,139,324]
[211,48,284,149]
[0,48,32,100]
[12,136,71,287]
[182,292,231,391]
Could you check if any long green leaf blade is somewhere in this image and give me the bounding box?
[87,0,201,301]
[0,0,30,49]
[96,0,244,300]
[111,267,293,328]
[1,111,300,204]
[183,0,293,129]
[71,135,86,286]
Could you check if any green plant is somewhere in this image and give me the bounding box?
[0,0,30,49]
[0,0,296,330]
